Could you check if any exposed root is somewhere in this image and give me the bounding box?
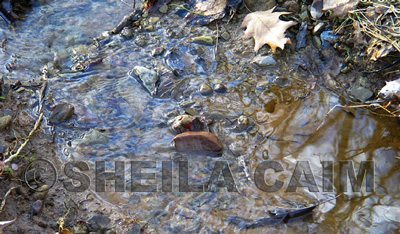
[0,186,20,214]
[4,113,44,164]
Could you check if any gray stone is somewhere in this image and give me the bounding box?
[159,5,168,14]
[129,66,158,96]
[199,83,213,96]
[50,103,74,123]
[0,115,12,130]
[252,55,277,67]
[350,85,374,102]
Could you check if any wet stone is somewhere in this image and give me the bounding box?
[170,115,202,133]
[149,17,160,24]
[220,31,230,41]
[238,116,250,126]
[214,83,227,93]
[192,35,214,46]
[199,83,213,96]
[49,103,74,123]
[88,215,111,232]
[151,47,165,56]
[264,99,277,113]
[135,37,147,47]
[125,224,141,234]
[180,100,196,108]
[252,55,277,67]
[159,5,168,14]
[32,200,43,215]
[144,25,155,31]
[313,22,326,35]
[350,85,374,102]
[0,115,12,130]
[121,27,134,38]
[174,131,223,153]
[128,66,158,96]
[321,31,339,47]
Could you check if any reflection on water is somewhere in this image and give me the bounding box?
[2,1,400,233]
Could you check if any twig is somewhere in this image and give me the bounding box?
[0,186,20,214]
[4,113,44,164]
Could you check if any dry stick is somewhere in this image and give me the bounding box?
[0,186,20,213]
[4,113,44,164]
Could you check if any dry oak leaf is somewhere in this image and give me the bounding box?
[240,7,297,53]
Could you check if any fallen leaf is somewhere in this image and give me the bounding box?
[379,78,400,99]
[60,228,73,234]
[240,7,297,53]
[323,0,360,18]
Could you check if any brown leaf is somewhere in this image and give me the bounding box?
[60,228,73,234]
[323,0,359,18]
[240,7,297,53]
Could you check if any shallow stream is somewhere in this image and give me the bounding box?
[1,0,400,233]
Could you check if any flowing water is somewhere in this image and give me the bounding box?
[1,1,400,233]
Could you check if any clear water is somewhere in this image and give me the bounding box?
[2,1,400,233]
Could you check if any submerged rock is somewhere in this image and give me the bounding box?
[170,115,202,133]
[159,5,168,14]
[192,35,214,45]
[128,66,158,96]
[214,83,227,93]
[0,115,12,130]
[350,85,373,102]
[252,55,277,67]
[199,83,213,96]
[49,103,74,123]
[174,131,222,153]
